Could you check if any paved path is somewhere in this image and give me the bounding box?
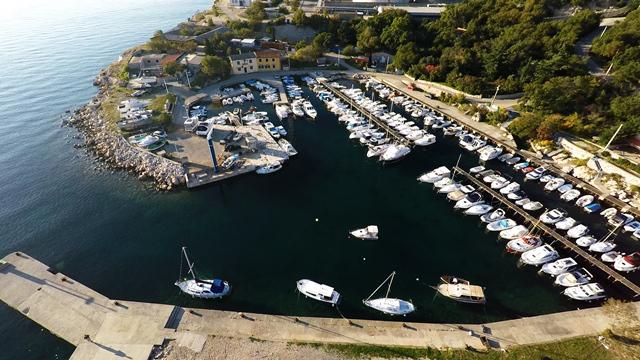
[2,252,639,360]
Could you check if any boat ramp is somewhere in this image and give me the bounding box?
[454,166,640,299]
[1,251,638,360]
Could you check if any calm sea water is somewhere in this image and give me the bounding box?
[1,1,638,359]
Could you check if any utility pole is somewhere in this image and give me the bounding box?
[163,79,169,94]
[490,85,500,106]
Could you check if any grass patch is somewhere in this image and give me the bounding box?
[292,336,619,360]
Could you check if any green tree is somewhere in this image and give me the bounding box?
[292,9,306,27]
[244,1,266,21]
[356,25,379,60]
[290,0,301,11]
[162,61,183,76]
[312,32,333,52]
[391,42,419,71]
[341,45,357,56]
[201,55,231,79]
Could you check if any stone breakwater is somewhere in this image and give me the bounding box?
[66,90,186,191]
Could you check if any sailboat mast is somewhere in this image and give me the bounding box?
[385,271,395,299]
[364,271,395,301]
[451,154,462,179]
[182,247,197,279]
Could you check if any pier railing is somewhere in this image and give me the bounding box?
[454,166,640,298]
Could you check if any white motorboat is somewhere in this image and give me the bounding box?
[418,166,450,183]
[623,220,640,233]
[414,134,436,146]
[576,236,597,247]
[515,198,531,206]
[275,104,290,119]
[278,138,298,156]
[362,272,415,316]
[560,189,581,202]
[520,244,559,266]
[539,209,567,224]
[567,224,589,239]
[544,177,565,191]
[563,283,606,301]
[522,201,543,211]
[438,182,463,194]
[555,217,577,231]
[588,241,616,253]
[479,146,503,161]
[600,207,617,219]
[486,218,517,232]
[513,162,529,170]
[557,183,573,194]
[540,258,577,276]
[350,225,379,240]
[447,190,467,201]
[481,209,505,223]
[464,204,493,216]
[296,279,340,305]
[498,153,514,162]
[575,195,594,207]
[554,268,593,287]
[613,252,640,272]
[469,165,485,174]
[454,192,484,209]
[525,166,546,180]
[506,235,542,253]
[508,190,527,200]
[608,213,634,227]
[490,177,510,190]
[380,144,410,162]
[432,276,486,304]
[601,251,621,263]
[500,182,520,195]
[303,101,317,118]
[175,247,231,299]
[367,144,391,158]
[499,225,528,240]
[256,162,282,174]
[434,177,455,189]
[505,156,521,165]
[539,174,555,183]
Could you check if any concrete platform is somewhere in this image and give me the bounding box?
[2,252,640,359]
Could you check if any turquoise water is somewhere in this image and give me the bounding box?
[1,1,638,359]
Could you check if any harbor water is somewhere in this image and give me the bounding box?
[1,1,638,359]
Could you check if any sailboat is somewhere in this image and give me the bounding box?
[362,271,415,316]
[175,247,231,299]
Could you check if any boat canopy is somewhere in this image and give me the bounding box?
[448,283,485,299]
[210,279,226,293]
[367,225,379,234]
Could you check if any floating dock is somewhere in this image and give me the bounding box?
[2,251,639,360]
[321,81,410,146]
[454,166,640,298]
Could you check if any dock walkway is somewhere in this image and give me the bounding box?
[321,81,410,146]
[454,166,640,298]
[2,252,640,359]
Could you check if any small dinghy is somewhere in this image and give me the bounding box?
[576,236,597,247]
[464,204,493,216]
[362,272,415,315]
[521,244,559,266]
[555,217,577,231]
[544,177,565,191]
[563,283,606,301]
[469,165,485,174]
[500,182,520,195]
[557,183,573,194]
[523,201,543,211]
[540,257,577,276]
[350,225,379,240]
[601,251,621,263]
[432,276,486,304]
[560,189,581,202]
[589,241,616,253]
[175,247,231,299]
[614,252,640,272]
[486,218,517,232]
[576,195,594,207]
[505,156,521,165]
[583,203,602,213]
[454,192,484,209]
[555,268,593,287]
[567,224,589,238]
[506,235,542,253]
[296,279,341,305]
[418,166,450,183]
[499,225,528,240]
[481,209,505,223]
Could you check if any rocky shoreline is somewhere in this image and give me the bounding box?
[65,68,186,191]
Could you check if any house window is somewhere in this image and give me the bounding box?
[250,66,253,70]
[271,58,275,62]
[237,61,240,65]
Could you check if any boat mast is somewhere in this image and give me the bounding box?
[385,271,395,299]
[181,247,197,280]
[451,154,462,179]
[364,271,396,301]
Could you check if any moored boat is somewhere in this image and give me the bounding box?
[175,247,231,299]
[256,162,282,174]
[487,218,517,232]
[362,272,415,316]
[563,283,606,301]
[554,268,593,287]
[350,225,379,240]
[540,257,577,276]
[481,209,505,223]
[614,252,640,272]
[520,244,559,266]
[432,276,486,304]
[499,225,528,240]
[506,235,542,253]
[296,279,341,305]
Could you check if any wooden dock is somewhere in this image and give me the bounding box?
[453,166,640,298]
[2,251,640,359]
[321,81,410,145]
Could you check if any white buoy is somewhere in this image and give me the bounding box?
[315,218,319,222]
[363,257,366,261]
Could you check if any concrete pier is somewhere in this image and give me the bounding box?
[2,252,640,359]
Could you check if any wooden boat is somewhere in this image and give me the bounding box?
[432,276,486,304]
